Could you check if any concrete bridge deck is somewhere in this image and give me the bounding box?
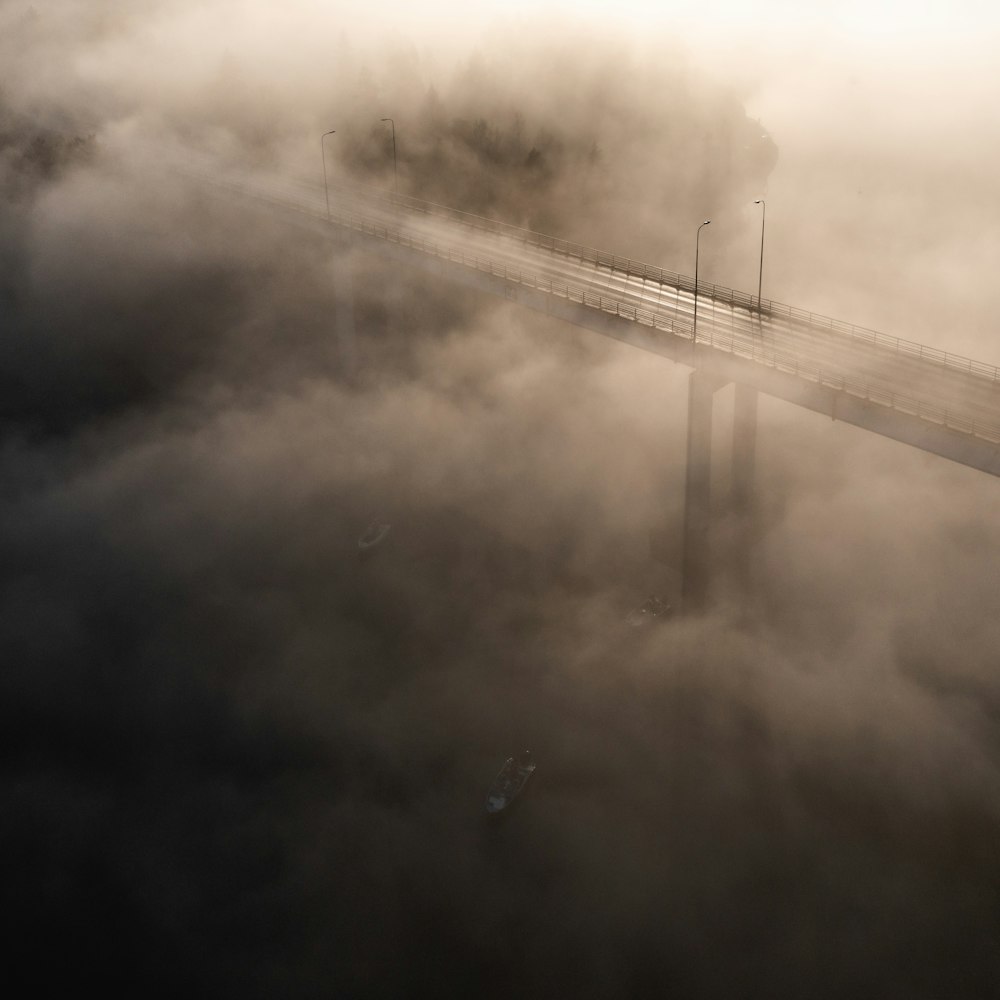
[191,166,1000,478]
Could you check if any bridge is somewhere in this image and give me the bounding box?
[182,161,1000,611]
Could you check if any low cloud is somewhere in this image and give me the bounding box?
[3,3,1000,996]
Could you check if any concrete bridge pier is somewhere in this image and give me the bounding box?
[731,383,758,604]
[331,253,358,378]
[680,372,758,614]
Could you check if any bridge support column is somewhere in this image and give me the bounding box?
[681,370,717,613]
[731,384,758,601]
[680,375,758,614]
[331,254,358,377]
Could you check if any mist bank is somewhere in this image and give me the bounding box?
[3,5,1000,997]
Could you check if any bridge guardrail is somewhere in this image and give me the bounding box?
[327,201,1000,445]
[324,178,1000,389]
[193,171,1000,446]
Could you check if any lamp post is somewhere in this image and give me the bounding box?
[693,220,711,346]
[321,129,335,219]
[380,117,397,197]
[754,199,766,315]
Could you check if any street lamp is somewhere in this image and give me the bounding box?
[321,129,336,220]
[380,117,397,197]
[754,199,766,316]
[693,220,711,346]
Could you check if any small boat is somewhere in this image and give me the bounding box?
[625,594,672,628]
[485,750,536,815]
[358,519,391,552]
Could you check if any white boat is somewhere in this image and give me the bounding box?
[358,519,391,552]
[625,594,672,627]
[486,751,536,814]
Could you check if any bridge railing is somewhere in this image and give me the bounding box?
[192,167,1000,387]
[191,170,1000,445]
[324,178,1000,388]
[325,199,1000,445]
[325,198,691,334]
[697,322,1000,443]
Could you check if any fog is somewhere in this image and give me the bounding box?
[3,2,1000,996]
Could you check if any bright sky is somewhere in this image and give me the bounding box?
[328,0,1000,42]
[309,0,998,140]
[563,0,996,32]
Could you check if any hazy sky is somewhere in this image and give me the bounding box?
[327,0,1000,38]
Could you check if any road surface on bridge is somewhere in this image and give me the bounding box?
[173,156,1000,469]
